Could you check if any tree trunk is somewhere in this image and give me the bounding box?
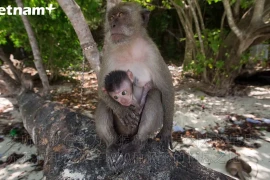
[173,1,197,68]
[183,37,194,68]
[15,0,50,96]
[207,0,270,94]
[57,0,100,77]
[18,91,233,180]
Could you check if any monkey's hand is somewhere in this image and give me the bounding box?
[99,92,140,127]
[114,106,140,128]
[156,128,173,150]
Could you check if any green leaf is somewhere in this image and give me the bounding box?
[200,96,205,100]
[10,129,18,137]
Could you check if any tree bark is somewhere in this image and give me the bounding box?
[222,0,243,41]
[172,1,197,68]
[57,0,100,78]
[203,0,270,94]
[187,0,205,56]
[233,0,241,22]
[18,91,233,179]
[15,0,50,96]
[193,0,205,30]
[251,0,265,25]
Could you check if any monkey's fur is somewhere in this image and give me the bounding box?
[226,157,252,180]
[21,73,33,91]
[104,70,152,113]
[95,2,174,169]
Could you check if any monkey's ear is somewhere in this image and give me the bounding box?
[141,9,150,27]
[127,69,134,82]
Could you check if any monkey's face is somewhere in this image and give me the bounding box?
[107,3,149,44]
[108,80,133,106]
[108,9,134,44]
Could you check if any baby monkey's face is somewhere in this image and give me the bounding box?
[109,80,133,106]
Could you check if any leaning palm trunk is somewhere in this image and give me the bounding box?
[15,0,50,96]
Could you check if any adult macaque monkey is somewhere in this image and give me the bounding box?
[95,2,174,169]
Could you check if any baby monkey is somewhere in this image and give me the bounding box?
[226,157,252,180]
[103,70,152,114]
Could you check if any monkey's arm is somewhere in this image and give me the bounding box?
[130,97,141,114]
[139,81,153,107]
[152,52,175,149]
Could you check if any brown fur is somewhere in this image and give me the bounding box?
[21,73,33,91]
[226,158,252,180]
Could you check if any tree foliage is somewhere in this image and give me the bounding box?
[0,0,104,77]
[139,0,270,94]
[1,0,269,94]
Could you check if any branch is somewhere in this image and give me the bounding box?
[187,0,205,56]
[252,24,270,38]
[238,23,270,54]
[251,0,265,25]
[251,34,270,46]
[165,29,180,41]
[222,0,243,41]
[233,0,241,21]
[171,1,197,51]
[193,0,205,30]
[220,12,226,32]
[262,1,270,22]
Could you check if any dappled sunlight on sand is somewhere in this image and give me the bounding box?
[0,137,42,180]
[0,96,43,179]
[173,86,270,180]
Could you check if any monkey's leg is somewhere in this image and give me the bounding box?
[136,89,163,141]
[95,100,124,169]
[108,89,163,170]
[139,81,153,108]
[95,100,118,146]
[240,159,252,174]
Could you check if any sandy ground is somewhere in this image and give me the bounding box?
[0,82,270,179]
[173,86,270,180]
[0,97,43,180]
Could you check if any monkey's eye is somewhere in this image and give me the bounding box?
[122,91,127,95]
[110,15,114,20]
[113,96,118,100]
